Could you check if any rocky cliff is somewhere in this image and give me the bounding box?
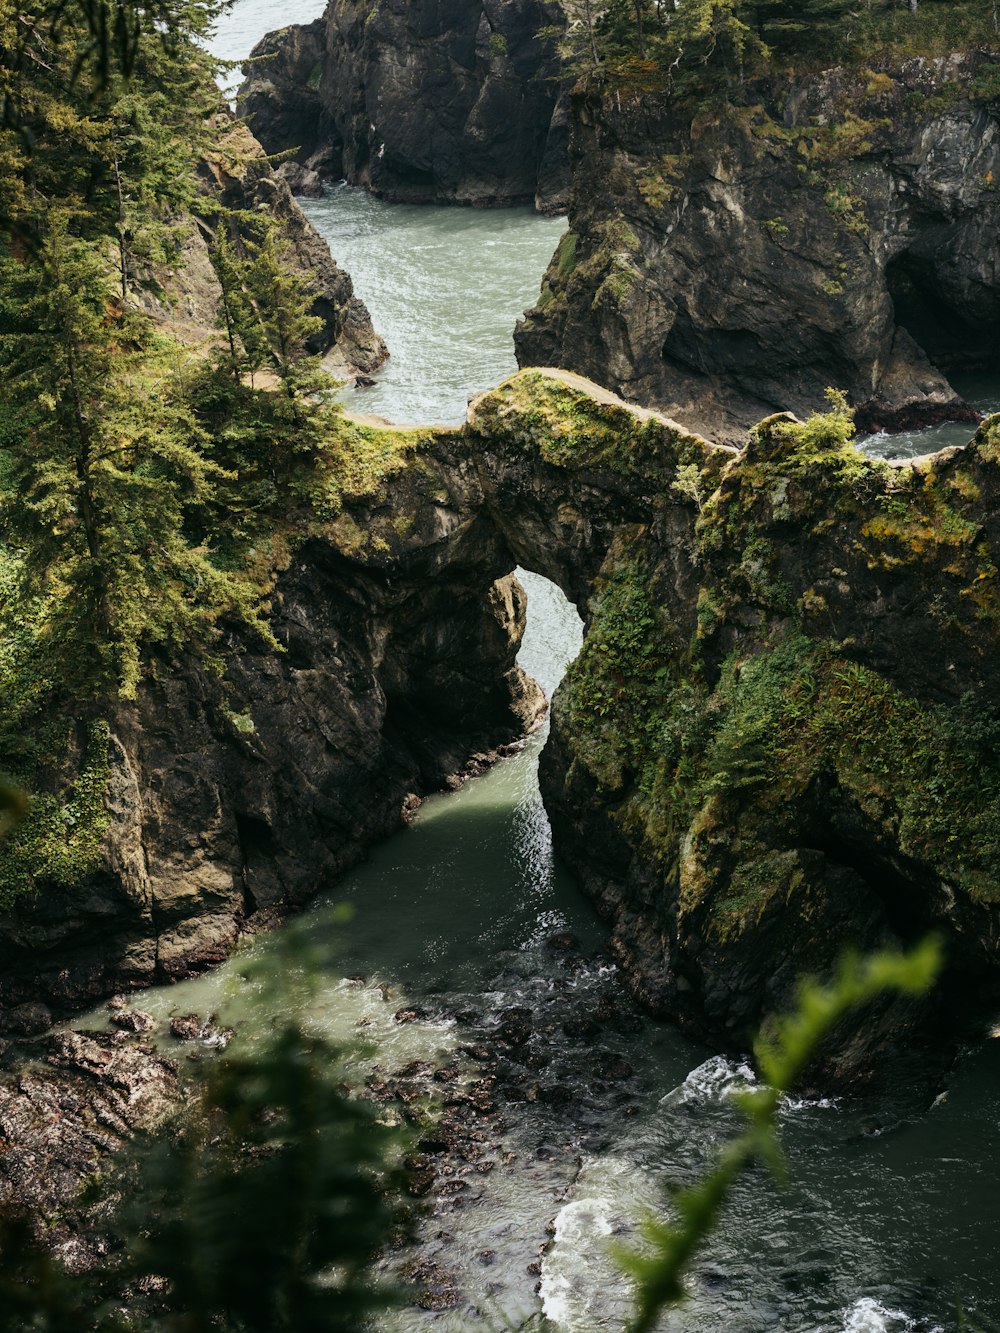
[516,55,1000,442]
[4,369,1000,1092]
[144,117,387,376]
[237,0,571,210]
[0,423,541,1014]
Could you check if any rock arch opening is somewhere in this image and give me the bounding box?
[514,568,584,706]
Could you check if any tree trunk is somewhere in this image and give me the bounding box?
[633,0,647,56]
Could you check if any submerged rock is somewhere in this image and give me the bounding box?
[517,55,1000,442]
[236,0,572,211]
[109,1010,156,1034]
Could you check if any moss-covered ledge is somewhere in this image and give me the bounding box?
[529,393,1000,1093]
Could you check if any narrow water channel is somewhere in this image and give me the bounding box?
[124,7,1000,1326]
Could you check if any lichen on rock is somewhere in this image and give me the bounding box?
[516,54,1000,442]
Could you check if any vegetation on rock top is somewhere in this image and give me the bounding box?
[0,0,419,908]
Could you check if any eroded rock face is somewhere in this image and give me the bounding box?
[237,0,572,211]
[469,371,1000,1091]
[4,369,999,1093]
[140,116,387,375]
[516,55,1000,442]
[0,433,542,1011]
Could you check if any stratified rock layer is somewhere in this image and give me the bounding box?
[516,55,1000,441]
[237,0,571,210]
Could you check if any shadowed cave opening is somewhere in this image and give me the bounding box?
[886,250,1000,373]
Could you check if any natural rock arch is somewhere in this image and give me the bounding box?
[3,368,999,1092]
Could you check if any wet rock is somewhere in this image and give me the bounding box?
[396,1060,432,1079]
[414,1288,461,1311]
[168,1013,202,1041]
[406,1169,437,1198]
[478,1249,497,1266]
[538,1084,574,1108]
[0,1002,52,1037]
[497,1007,533,1047]
[109,1010,156,1034]
[416,1136,449,1155]
[401,1257,461,1311]
[394,1006,429,1024]
[458,1043,494,1063]
[520,1049,549,1072]
[546,931,579,952]
[590,1051,633,1083]
[0,1029,179,1252]
[562,1017,601,1041]
[437,1178,470,1198]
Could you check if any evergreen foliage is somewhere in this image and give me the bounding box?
[558,0,1000,94]
[0,923,408,1331]
[0,0,348,906]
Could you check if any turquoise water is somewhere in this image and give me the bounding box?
[300,184,566,424]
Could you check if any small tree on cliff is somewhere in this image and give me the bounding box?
[0,217,271,704]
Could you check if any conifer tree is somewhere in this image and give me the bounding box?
[0,214,271,704]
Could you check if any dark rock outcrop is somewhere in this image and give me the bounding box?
[237,0,572,211]
[467,371,1000,1091]
[516,55,1000,441]
[0,429,543,1011]
[0,1026,179,1264]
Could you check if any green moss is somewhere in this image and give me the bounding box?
[561,556,685,795]
[823,184,868,234]
[316,419,438,516]
[468,370,725,494]
[637,154,691,209]
[488,31,508,60]
[0,720,111,908]
[556,230,578,280]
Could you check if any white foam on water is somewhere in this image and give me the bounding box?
[841,1297,942,1333]
[660,1054,757,1108]
[780,1093,840,1112]
[539,1155,660,1331]
[539,1197,615,1326]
